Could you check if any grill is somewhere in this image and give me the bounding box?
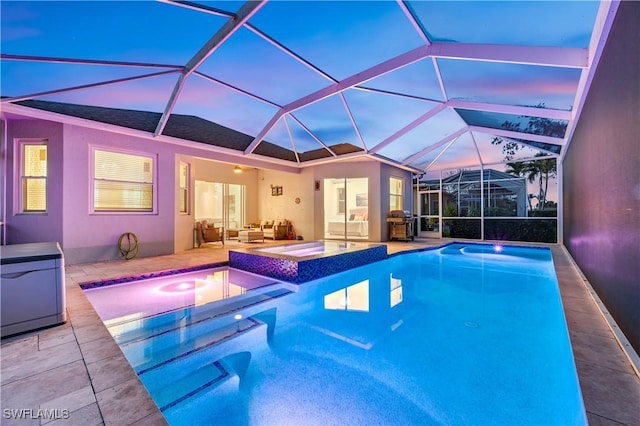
[387,210,414,241]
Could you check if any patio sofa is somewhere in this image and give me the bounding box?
[260,219,291,240]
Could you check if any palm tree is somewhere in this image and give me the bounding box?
[527,154,557,211]
[505,161,534,211]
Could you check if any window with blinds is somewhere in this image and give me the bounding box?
[93,149,155,212]
[21,142,48,212]
[179,162,189,214]
[390,177,403,211]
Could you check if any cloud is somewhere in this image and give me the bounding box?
[1,26,41,42]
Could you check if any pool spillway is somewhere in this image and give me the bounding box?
[228,241,388,283]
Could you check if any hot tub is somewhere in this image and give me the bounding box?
[228,241,388,284]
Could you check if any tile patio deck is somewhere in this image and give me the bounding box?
[1,239,638,425]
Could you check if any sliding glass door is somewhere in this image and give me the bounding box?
[323,177,368,240]
[194,181,245,233]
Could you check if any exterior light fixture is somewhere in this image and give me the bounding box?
[234,166,242,173]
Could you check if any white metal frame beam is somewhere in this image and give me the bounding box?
[369,104,447,154]
[446,100,572,121]
[0,53,182,70]
[245,41,586,153]
[154,0,267,136]
[561,0,621,163]
[396,0,431,45]
[402,127,468,165]
[0,70,180,104]
[194,71,282,108]
[245,24,337,83]
[469,125,567,146]
[158,0,235,18]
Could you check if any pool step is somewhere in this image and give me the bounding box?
[138,323,266,415]
[107,286,292,346]
[151,359,237,412]
[440,246,463,255]
[131,313,266,373]
[160,355,247,423]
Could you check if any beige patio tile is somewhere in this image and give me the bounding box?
[576,360,640,425]
[96,377,161,426]
[129,410,168,426]
[40,385,97,417]
[0,335,38,359]
[86,352,139,394]
[43,402,103,426]
[38,324,76,350]
[1,360,90,409]
[79,335,124,364]
[1,340,82,385]
[72,321,113,345]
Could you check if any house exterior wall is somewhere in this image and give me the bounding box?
[5,118,64,246]
[258,168,313,240]
[2,116,270,264]
[3,114,413,263]
[61,124,177,264]
[310,161,412,242]
[381,162,414,240]
[563,1,640,353]
[182,156,261,250]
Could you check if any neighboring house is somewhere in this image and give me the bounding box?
[440,169,527,217]
[1,100,412,264]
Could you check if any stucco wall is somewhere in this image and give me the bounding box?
[5,118,64,246]
[257,168,312,240]
[61,124,177,264]
[381,163,414,241]
[179,157,261,251]
[309,161,412,242]
[3,114,413,263]
[563,1,640,353]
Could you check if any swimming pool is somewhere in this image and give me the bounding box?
[83,243,585,425]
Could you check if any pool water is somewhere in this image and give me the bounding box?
[251,240,361,257]
[84,243,585,425]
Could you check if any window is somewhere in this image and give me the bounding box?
[390,177,403,211]
[20,140,48,212]
[93,148,155,212]
[179,162,189,214]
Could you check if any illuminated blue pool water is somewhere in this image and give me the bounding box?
[84,243,585,425]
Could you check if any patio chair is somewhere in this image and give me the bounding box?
[196,221,224,246]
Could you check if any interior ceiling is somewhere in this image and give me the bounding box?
[0,1,617,174]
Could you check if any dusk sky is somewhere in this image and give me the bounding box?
[1,0,600,184]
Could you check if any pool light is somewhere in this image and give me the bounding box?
[234,314,243,332]
[494,244,503,253]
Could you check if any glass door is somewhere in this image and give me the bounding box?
[224,184,244,233]
[323,177,369,240]
[419,190,441,238]
[195,181,245,234]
